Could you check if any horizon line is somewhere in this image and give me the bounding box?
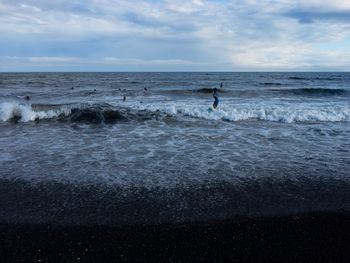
[1,71,350,73]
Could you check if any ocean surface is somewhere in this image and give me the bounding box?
[0,72,349,226]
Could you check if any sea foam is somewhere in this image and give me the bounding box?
[124,100,350,123]
[0,101,70,122]
[1,99,349,124]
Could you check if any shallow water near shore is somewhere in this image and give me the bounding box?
[0,72,349,225]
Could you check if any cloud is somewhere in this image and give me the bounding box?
[283,0,350,24]
[0,55,208,72]
[0,0,350,71]
[27,56,80,62]
[285,9,350,24]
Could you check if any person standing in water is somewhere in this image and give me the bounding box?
[212,88,219,109]
[213,83,222,109]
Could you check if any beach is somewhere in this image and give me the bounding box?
[2,212,350,262]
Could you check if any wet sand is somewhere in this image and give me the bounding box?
[1,211,350,262]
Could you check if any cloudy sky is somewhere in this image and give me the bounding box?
[1,0,350,71]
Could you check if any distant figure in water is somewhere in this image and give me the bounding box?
[123,96,126,101]
[144,87,147,91]
[212,88,219,109]
[25,96,30,101]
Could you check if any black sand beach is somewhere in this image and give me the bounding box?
[2,212,350,262]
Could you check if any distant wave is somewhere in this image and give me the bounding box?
[288,77,307,80]
[162,88,227,95]
[165,88,225,93]
[260,82,284,86]
[288,77,340,81]
[314,77,339,81]
[195,88,216,93]
[164,87,349,98]
[270,88,349,96]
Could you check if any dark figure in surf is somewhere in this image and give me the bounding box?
[213,88,219,109]
[123,96,126,101]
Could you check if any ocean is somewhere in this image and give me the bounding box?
[0,72,349,226]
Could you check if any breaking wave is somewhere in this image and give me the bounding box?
[214,106,350,123]
[1,100,349,124]
[0,102,127,124]
[0,102,69,123]
[130,102,350,123]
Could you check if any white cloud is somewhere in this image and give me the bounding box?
[27,56,80,62]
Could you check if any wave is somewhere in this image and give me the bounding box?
[288,77,307,80]
[1,100,349,124]
[270,88,349,96]
[195,88,217,93]
[131,102,350,123]
[0,102,128,124]
[68,107,126,123]
[217,106,350,123]
[192,106,349,123]
[162,88,227,95]
[288,77,340,81]
[0,102,69,123]
[168,88,223,94]
[163,87,349,98]
[260,82,284,86]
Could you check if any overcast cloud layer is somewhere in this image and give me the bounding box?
[1,0,350,71]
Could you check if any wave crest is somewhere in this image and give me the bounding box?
[0,102,126,124]
[270,88,348,96]
[132,102,350,123]
[1,101,349,124]
[0,102,71,123]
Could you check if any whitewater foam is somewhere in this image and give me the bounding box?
[122,99,350,123]
[1,98,349,124]
[0,101,71,122]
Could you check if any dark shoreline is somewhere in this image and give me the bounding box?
[2,211,350,262]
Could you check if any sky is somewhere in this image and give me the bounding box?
[0,0,350,71]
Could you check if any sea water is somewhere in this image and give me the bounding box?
[0,72,349,225]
